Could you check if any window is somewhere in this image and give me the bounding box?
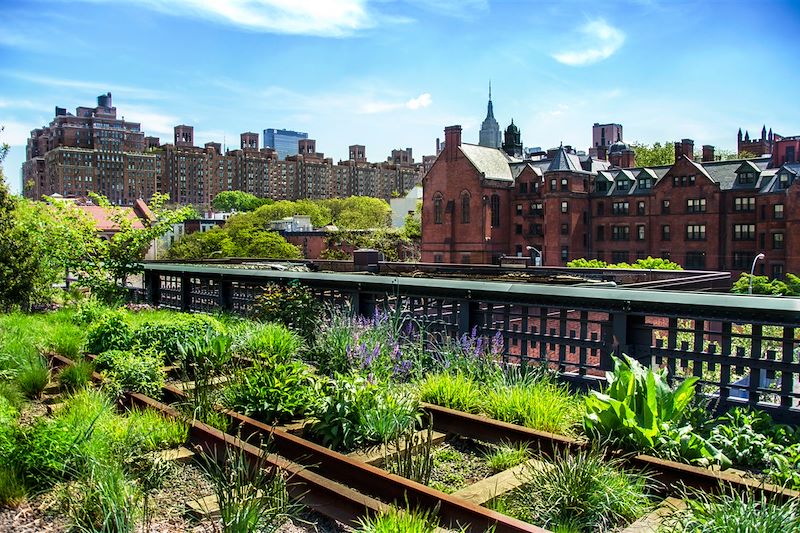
[786,147,796,164]
[662,200,670,214]
[612,251,629,263]
[433,193,443,224]
[639,177,652,189]
[732,252,754,269]
[515,204,523,216]
[596,180,608,192]
[774,204,784,219]
[561,178,568,191]
[687,198,707,213]
[637,224,646,240]
[612,225,630,241]
[778,173,790,189]
[561,247,569,261]
[734,197,755,212]
[597,202,605,216]
[519,182,528,194]
[616,179,630,191]
[490,194,500,227]
[733,224,756,240]
[737,171,755,184]
[685,251,706,269]
[661,224,670,241]
[434,254,443,263]
[515,224,523,235]
[686,224,706,240]
[550,179,557,190]
[461,254,470,264]
[637,201,646,215]
[529,202,543,215]
[561,201,568,213]
[773,232,785,249]
[672,175,696,187]
[561,223,569,235]
[461,193,470,224]
[772,264,784,279]
[612,201,629,215]
[597,226,605,241]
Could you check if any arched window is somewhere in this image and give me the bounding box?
[461,192,471,224]
[490,194,500,227]
[433,192,443,224]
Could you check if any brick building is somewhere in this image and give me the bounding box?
[23,94,427,206]
[422,125,800,277]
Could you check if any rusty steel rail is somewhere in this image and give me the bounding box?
[52,354,544,533]
[422,403,800,503]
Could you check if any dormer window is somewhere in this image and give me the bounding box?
[778,173,791,189]
[738,171,755,184]
[639,177,652,189]
[616,179,630,191]
[597,181,608,192]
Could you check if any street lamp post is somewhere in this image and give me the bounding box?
[749,253,765,294]
[526,246,542,267]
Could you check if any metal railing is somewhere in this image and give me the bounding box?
[142,262,800,422]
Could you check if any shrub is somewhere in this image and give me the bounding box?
[584,355,728,467]
[85,311,133,354]
[418,373,483,414]
[222,359,316,424]
[124,408,188,452]
[98,348,165,398]
[18,417,83,488]
[233,322,304,362]
[132,314,225,361]
[17,356,50,399]
[661,490,800,532]
[60,464,139,533]
[176,330,233,378]
[251,281,320,340]
[58,360,95,393]
[505,449,653,531]
[484,379,582,435]
[72,299,112,325]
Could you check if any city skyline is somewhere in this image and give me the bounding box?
[2,0,800,195]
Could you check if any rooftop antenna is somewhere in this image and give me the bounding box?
[489,79,492,101]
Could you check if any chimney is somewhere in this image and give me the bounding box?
[675,138,694,161]
[702,145,715,162]
[597,145,607,160]
[444,125,461,162]
[436,137,440,154]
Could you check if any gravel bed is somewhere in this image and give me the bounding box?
[17,399,48,428]
[0,495,67,533]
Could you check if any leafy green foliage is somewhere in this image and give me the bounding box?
[16,356,50,399]
[211,190,271,212]
[132,313,225,361]
[630,141,675,167]
[222,359,316,424]
[567,256,683,270]
[58,360,96,393]
[251,281,320,341]
[661,490,800,532]
[323,228,416,262]
[584,355,728,467]
[232,322,304,362]
[85,311,134,354]
[308,374,420,451]
[96,348,165,398]
[500,449,653,531]
[320,196,392,229]
[731,272,800,296]
[357,505,443,533]
[176,330,233,378]
[418,372,483,413]
[483,378,583,435]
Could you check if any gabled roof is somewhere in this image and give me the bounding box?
[459,143,514,182]
[510,161,543,179]
[77,205,146,232]
[547,146,584,173]
[699,156,771,190]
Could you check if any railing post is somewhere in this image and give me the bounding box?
[611,307,649,361]
[180,273,191,312]
[458,298,482,338]
[146,269,161,307]
[219,276,232,312]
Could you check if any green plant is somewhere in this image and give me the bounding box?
[507,448,653,531]
[483,379,582,434]
[222,359,315,424]
[60,463,140,533]
[124,407,188,452]
[132,313,225,361]
[583,355,728,467]
[384,415,434,485]
[357,505,442,533]
[484,441,530,472]
[233,322,304,362]
[58,360,96,393]
[196,442,295,533]
[85,311,134,354]
[0,466,26,507]
[418,372,483,414]
[177,330,233,378]
[251,281,320,341]
[0,381,24,409]
[97,348,165,398]
[16,356,50,399]
[660,490,800,532]
[0,396,24,506]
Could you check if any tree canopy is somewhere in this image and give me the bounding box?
[630,142,675,167]
[211,190,271,212]
[567,257,683,270]
[731,273,800,296]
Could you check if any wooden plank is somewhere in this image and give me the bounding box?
[173,374,230,392]
[347,430,447,466]
[152,446,195,464]
[187,494,219,519]
[451,458,550,505]
[620,497,685,533]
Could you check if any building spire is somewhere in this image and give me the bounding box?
[489,80,492,101]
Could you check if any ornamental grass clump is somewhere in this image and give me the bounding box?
[232,321,304,362]
[58,360,95,393]
[503,449,654,532]
[484,441,530,472]
[483,378,583,435]
[357,505,443,533]
[418,372,483,414]
[16,356,50,399]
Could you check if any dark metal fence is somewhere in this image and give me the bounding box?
[143,263,800,422]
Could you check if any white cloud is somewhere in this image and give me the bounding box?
[113,104,180,138]
[0,120,37,146]
[406,93,432,110]
[129,0,374,37]
[552,19,625,66]
[1,72,165,100]
[359,93,432,114]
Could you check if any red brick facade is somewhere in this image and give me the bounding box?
[423,126,800,277]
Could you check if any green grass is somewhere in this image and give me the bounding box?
[483,380,583,435]
[17,357,50,399]
[0,466,26,507]
[59,463,139,533]
[357,506,444,533]
[418,372,483,413]
[660,491,800,532]
[124,407,188,451]
[497,449,653,531]
[58,360,95,393]
[232,321,304,362]
[484,441,530,472]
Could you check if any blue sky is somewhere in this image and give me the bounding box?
[2,0,799,194]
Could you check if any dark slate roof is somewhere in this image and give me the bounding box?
[547,146,589,173]
[760,164,800,193]
[700,156,771,190]
[459,143,514,182]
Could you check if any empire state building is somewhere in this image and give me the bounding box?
[478,83,501,148]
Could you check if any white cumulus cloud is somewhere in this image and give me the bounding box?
[405,93,432,110]
[359,93,432,114]
[552,19,625,66]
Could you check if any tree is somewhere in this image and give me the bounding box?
[166,227,233,260]
[631,142,675,167]
[211,191,270,212]
[401,201,422,240]
[322,196,392,229]
[731,273,799,296]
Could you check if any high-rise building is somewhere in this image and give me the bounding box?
[263,128,308,159]
[590,123,623,158]
[478,83,501,149]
